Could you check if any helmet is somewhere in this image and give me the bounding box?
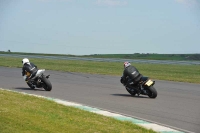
[22,58,29,65]
[124,62,131,68]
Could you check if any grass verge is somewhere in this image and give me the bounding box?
[0,89,156,133]
[0,56,199,83]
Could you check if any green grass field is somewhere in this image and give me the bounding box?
[0,56,199,83]
[0,89,156,133]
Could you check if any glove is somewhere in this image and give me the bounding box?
[23,75,27,80]
[23,76,29,82]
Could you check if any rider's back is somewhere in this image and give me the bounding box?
[22,63,38,77]
[123,66,142,83]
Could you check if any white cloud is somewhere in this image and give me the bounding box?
[96,0,127,6]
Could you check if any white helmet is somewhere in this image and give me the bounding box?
[22,58,29,65]
[124,62,131,68]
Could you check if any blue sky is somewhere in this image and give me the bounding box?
[0,0,200,55]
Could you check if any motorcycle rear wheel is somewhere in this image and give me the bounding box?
[147,86,157,98]
[42,77,52,91]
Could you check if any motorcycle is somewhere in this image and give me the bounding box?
[24,69,52,91]
[124,76,157,98]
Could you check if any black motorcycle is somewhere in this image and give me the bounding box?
[26,69,52,91]
[124,76,157,98]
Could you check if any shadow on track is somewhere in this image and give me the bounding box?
[15,87,45,91]
[111,94,148,98]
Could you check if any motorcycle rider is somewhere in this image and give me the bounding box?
[120,62,143,93]
[22,58,38,89]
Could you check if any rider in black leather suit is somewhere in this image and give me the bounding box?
[22,58,38,89]
[120,62,143,89]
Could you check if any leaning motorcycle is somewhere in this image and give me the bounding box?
[124,76,157,98]
[24,69,52,91]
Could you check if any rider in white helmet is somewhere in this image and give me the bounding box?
[22,58,38,89]
[120,62,143,88]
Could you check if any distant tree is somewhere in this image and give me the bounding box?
[8,50,11,52]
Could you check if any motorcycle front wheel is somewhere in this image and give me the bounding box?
[26,82,35,89]
[125,87,137,96]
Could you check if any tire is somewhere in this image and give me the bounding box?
[147,86,157,98]
[27,83,35,89]
[126,87,136,96]
[42,77,52,91]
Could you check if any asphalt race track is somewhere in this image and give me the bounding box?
[0,67,200,133]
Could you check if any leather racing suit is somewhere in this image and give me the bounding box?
[22,62,38,81]
[121,65,143,87]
